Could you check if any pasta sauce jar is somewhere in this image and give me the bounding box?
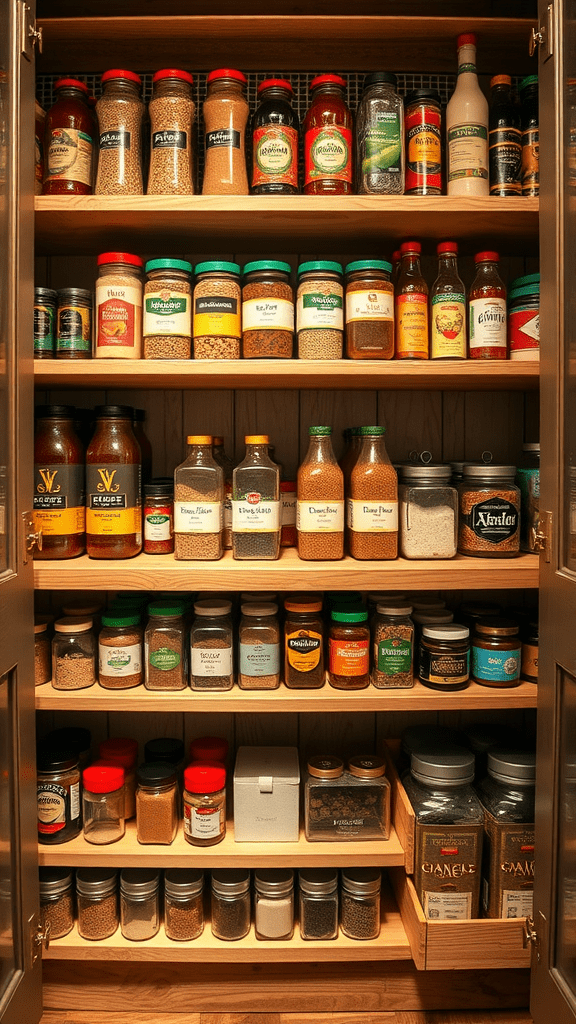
[43,78,94,195]
[304,75,353,195]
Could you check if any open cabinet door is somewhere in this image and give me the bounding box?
[0,1,42,1023]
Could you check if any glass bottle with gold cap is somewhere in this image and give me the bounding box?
[173,435,224,560]
[232,435,280,560]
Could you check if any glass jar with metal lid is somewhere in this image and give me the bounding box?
[254,869,294,940]
[284,595,324,688]
[299,868,338,940]
[211,869,251,941]
[340,868,381,940]
[344,261,394,359]
[399,463,458,559]
[193,261,242,359]
[34,287,57,358]
[52,617,96,690]
[239,602,281,690]
[98,612,143,690]
[56,288,92,359]
[164,869,204,941]
[242,261,294,358]
[328,608,370,690]
[372,604,414,688]
[143,259,193,359]
[76,868,119,940]
[120,869,161,941]
[190,599,234,690]
[37,746,81,844]
[471,617,522,688]
[458,464,520,557]
[296,262,344,359]
[419,623,470,691]
[39,867,74,939]
[95,252,144,359]
[35,619,52,686]
[304,754,390,841]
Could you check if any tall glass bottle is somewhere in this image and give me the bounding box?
[430,242,466,359]
[85,405,142,559]
[468,252,507,359]
[34,405,85,559]
[348,427,398,561]
[251,79,299,195]
[297,426,344,561]
[395,241,429,359]
[446,33,489,196]
[489,75,521,196]
[232,435,280,560]
[43,78,94,196]
[174,436,224,561]
[519,76,539,197]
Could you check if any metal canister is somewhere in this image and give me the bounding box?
[56,288,93,359]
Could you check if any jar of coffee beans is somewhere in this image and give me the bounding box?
[76,868,119,940]
[242,261,294,358]
[299,868,338,941]
[211,869,251,941]
[193,261,241,359]
[39,867,74,939]
[297,261,344,359]
[120,869,161,941]
[164,869,204,941]
[52,617,96,691]
[143,259,193,359]
[340,868,381,940]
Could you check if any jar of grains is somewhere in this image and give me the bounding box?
[211,869,251,941]
[56,288,92,359]
[147,69,196,195]
[95,70,144,195]
[82,764,126,845]
[202,69,249,195]
[99,737,138,819]
[471,618,522,688]
[345,261,394,359]
[98,612,143,689]
[193,261,242,359]
[34,287,57,358]
[143,259,193,359]
[419,624,470,692]
[39,867,74,939]
[190,599,234,691]
[280,481,297,546]
[297,426,344,561]
[120,869,161,941]
[328,608,370,690]
[136,763,179,845]
[143,482,174,554]
[76,868,119,941]
[232,435,281,560]
[254,869,294,941]
[174,436,224,560]
[372,603,414,688]
[340,868,381,940]
[297,262,344,359]
[299,868,339,941]
[184,762,227,847]
[145,603,188,690]
[95,252,144,358]
[164,869,205,941]
[239,602,281,690]
[399,463,458,559]
[35,619,52,686]
[242,261,294,358]
[348,426,398,560]
[52,617,96,690]
[37,746,81,845]
[284,596,324,689]
[458,464,520,557]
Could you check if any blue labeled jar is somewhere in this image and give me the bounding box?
[471,618,522,688]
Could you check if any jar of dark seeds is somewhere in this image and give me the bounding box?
[190,599,234,691]
[144,603,188,690]
[299,868,338,941]
[120,869,161,941]
[52,617,96,690]
[76,868,119,941]
[232,434,281,560]
[143,259,193,359]
[35,618,52,686]
[39,867,74,939]
[340,868,381,940]
[372,603,414,688]
[211,869,251,941]
[164,869,204,941]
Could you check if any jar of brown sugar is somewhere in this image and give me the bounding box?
[98,612,143,689]
[144,259,193,359]
[242,261,294,358]
[458,464,520,557]
[345,261,394,359]
[136,763,179,845]
[147,68,196,195]
[95,252,144,359]
[202,68,249,195]
[52,617,96,690]
[328,608,370,690]
[193,261,241,359]
[184,762,226,846]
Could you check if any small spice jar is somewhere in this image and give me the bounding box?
[305,754,391,841]
[372,603,414,688]
[340,868,381,940]
[98,612,143,689]
[280,481,297,547]
[471,618,522,688]
[76,868,119,940]
[95,252,143,358]
[37,747,81,845]
[404,89,442,195]
[82,764,126,845]
[284,596,324,689]
[120,869,161,941]
[254,869,294,941]
[202,69,249,195]
[193,261,242,359]
[190,599,234,691]
[419,624,470,691]
[136,763,179,845]
[458,464,521,557]
[174,436,224,561]
[399,463,458,559]
[242,261,294,358]
[56,288,92,359]
[328,608,370,690]
[299,868,338,941]
[99,737,138,819]
[34,287,57,358]
[143,482,174,554]
[39,867,75,939]
[143,259,193,359]
[521,620,539,683]
[183,762,226,847]
[239,602,281,690]
[95,70,144,195]
[35,619,52,686]
[52,617,96,691]
[211,869,251,941]
[144,603,188,691]
[297,262,344,359]
[164,869,205,941]
[345,261,394,359]
[147,68,196,196]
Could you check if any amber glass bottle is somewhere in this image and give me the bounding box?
[43,79,94,196]
[297,426,344,561]
[33,405,85,560]
[395,241,429,358]
[303,75,353,195]
[86,406,142,559]
[348,427,398,561]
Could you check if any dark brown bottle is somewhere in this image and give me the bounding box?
[33,405,85,560]
[86,405,142,559]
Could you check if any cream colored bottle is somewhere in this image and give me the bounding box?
[446,33,489,196]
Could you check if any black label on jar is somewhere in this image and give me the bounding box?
[100,130,131,150]
[195,296,238,315]
[470,497,519,543]
[152,130,187,149]
[34,464,85,512]
[58,308,83,339]
[206,128,241,150]
[86,465,138,510]
[419,646,470,686]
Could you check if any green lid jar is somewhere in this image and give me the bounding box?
[193,261,241,359]
[143,258,193,360]
[345,260,394,360]
[98,612,143,690]
[242,260,294,359]
[328,607,370,690]
[297,261,344,360]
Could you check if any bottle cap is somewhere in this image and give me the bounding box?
[241,603,278,616]
[491,74,512,87]
[422,623,469,641]
[474,251,500,263]
[310,74,346,90]
[284,597,323,613]
[307,755,344,779]
[83,764,125,793]
[332,609,368,623]
[54,78,89,93]
[345,260,392,274]
[309,425,332,435]
[153,68,194,84]
[101,69,142,85]
[195,260,241,275]
[243,260,292,275]
[101,613,140,628]
[348,754,386,779]
[298,260,343,276]
[258,78,293,94]
[184,762,226,794]
[186,435,212,444]
[207,68,247,84]
[437,241,458,254]
[400,241,421,254]
[97,252,143,267]
[341,867,381,896]
[245,434,269,444]
[457,33,477,47]
[193,599,232,616]
[54,616,93,633]
[145,258,193,274]
[137,762,178,787]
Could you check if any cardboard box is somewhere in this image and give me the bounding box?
[233,746,300,842]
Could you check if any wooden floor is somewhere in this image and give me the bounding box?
[40,1012,534,1023]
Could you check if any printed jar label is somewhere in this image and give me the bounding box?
[415,822,483,920]
[252,125,298,188]
[489,127,522,194]
[96,283,141,350]
[281,492,297,526]
[174,501,222,534]
[471,643,521,683]
[33,464,85,536]
[149,647,180,671]
[345,289,394,324]
[424,890,473,919]
[361,113,402,178]
[100,130,131,150]
[193,295,240,339]
[185,803,223,840]
[70,781,80,821]
[467,496,519,543]
[482,811,534,919]
[152,130,187,150]
[522,128,539,192]
[37,782,67,833]
[346,499,398,533]
[521,642,538,681]
[191,646,233,677]
[431,293,466,358]
[144,505,173,541]
[57,305,91,352]
[242,297,294,331]
[86,464,140,536]
[376,637,411,675]
[305,125,353,184]
[405,108,442,192]
[297,500,344,533]
[99,642,142,677]
[447,124,488,182]
[206,128,241,150]
[396,293,429,356]
[286,630,322,672]
[419,646,470,687]
[469,297,507,351]
[34,305,55,350]
[509,305,539,353]
[329,638,369,677]
[47,128,93,185]
[144,290,190,338]
[232,498,280,532]
[297,291,343,331]
[240,642,280,677]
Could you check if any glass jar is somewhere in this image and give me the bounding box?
[242,261,294,358]
[419,624,470,692]
[284,596,324,689]
[143,482,174,554]
[174,435,224,560]
[372,603,414,688]
[458,464,520,557]
[254,869,294,940]
[37,747,81,845]
[519,75,539,196]
[34,287,57,358]
[251,78,299,194]
[399,464,458,559]
[202,68,249,195]
[395,241,428,358]
[85,405,142,559]
[62,600,104,632]
[43,78,94,195]
[184,762,226,846]
[211,869,251,940]
[430,242,467,360]
[136,763,179,845]
[521,619,539,683]
[120,869,161,941]
[95,252,144,359]
[98,612,143,689]
[145,603,188,690]
[95,70,144,195]
[239,602,280,690]
[305,754,391,841]
[143,259,193,359]
[345,261,394,359]
[35,619,52,685]
[303,74,352,195]
[82,764,126,845]
[404,89,442,195]
[356,72,404,194]
[508,276,540,361]
[348,426,398,560]
[99,737,138,819]
[299,868,338,941]
[52,617,96,690]
[328,609,370,690]
[296,262,344,359]
[56,288,92,359]
[164,869,204,941]
[297,425,344,561]
[232,435,281,560]
[193,261,242,359]
[468,252,507,359]
[147,68,196,195]
[76,868,119,940]
[516,442,540,551]
[471,618,522,687]
[190,599,234,691]
[39,867,74,939]
[340,868,381,940]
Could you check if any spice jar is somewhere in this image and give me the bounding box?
[297,426,344,560]
[356,72,404,194]
[254,869,294,941]
[82,764,126,845]
[37,747,81,845]
[328,608,370,690]
[147,68,196,195]
[508,275,539,361]
[39,868,74,939]
[34,287,57,358]
[305,754,391,841]
[340,868,381,940]
[372,604,414,688]
[190,599,234,691]
[52,617,96,690]
[143,482,174,554]
[239,602,281,690]
[76,868,119,940]
[419,624,470,692]
[96,70,144,195]
[251,78,299,195]
[348,426,398,560]
[120,869,161,941]
[345,261,394,359]
[202,68,249,195]
[193,261,241,359]
[184,762,226,847]
[164,869,204,941]
[211,869,251,941]
[297,262,344,359]
[468,252,507,359]
[56,288,92,359]
[516,442,540,552]
[43,78,94,195]
[35,619,52,686]
[144,603,188,691]
[242,261,294,358]
[284,596,324,689]
[174,435,224,560]
[521,620,539,683]
[34,404,85,560]
[299,869,338,941]
[471,618,522,688]
[143,259,193,359]
[99,737,138,819]
[404,89,442,195]
[95,252,144,359]
[86,405,142,560]
[395,242,429,359]
[458,464,520,557]
[98,612,143,689]
[304,74,352,195]
[399,463,458,559]
[136,763,179,845]
[232,435,281,560]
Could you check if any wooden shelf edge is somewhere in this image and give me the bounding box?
[35,196,539,214]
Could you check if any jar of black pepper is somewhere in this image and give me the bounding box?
[340,868,381,940]
[39,867,75,939]
[34,287,57,358]
[120,869,161,942]
[164,869,205,941]
[345,261,394,359]
[76,868,119,940]
[471,618,522,688]
[328,608,370,690]
[242,261,294,358]
[419,624,470,692]
[299,868,338,941]
[37,747,81,845]
[56,288,92,358]
[211,869,251,941]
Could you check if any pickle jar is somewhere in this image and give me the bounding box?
[345,261,394,359]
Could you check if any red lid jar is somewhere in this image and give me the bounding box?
[304,74,352,195]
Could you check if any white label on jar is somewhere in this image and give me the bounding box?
[347,499,398,532]
[144,290,191,338]
[297,500,344,533]
[501,890,533,919]
[144,511,172,541]
[186,805,223,840]
[191,646,233,677]
[174,501,222,533]
[240,643,280,676]
[99,642,142,677]
[69,781,80,821]
[242,297,294,331]
[469,297,507,350]
[345,290,394,323]
[232,499,280,532]
[297,291,343,331]
[281,492,297,526]
[423,890,472,919]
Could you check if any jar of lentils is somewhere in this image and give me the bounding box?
[39,867,74,939]
[95,69,144,195]
[458,464,521,557]
[345,261,394,359]
[193,261,241,359]
[297,261,344,359]
[76,867,119,941]
[242,261,294,358]
[147,68,196,196]
[144,259,193,359]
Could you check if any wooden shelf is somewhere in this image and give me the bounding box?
[34,196,539,256]
[35,679,538,713]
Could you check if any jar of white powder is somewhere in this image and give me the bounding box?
[399,463,458,559]
[254,869,294,940]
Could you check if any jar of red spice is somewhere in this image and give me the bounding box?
[468,252,507,359]
[328,608,370,690]
[280,481,297,546]
[143,482,174,554]
[304,75,353,195]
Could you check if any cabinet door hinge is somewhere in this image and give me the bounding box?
[534,509,553,563]
[26,912,49,971]
[523,915,541,962]
[18,1,42,61]
[529,3,553,61]
[21,511,41,565]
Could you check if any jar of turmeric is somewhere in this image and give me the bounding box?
[328,609,370,690]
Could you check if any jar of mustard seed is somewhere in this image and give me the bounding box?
[297,261,344,359]
[144,259,193,359]
[242,261,294,358]
[419,623,470,692]
[193,261,241,359]
[471,618,522,688]
[345,261,394,359]
[328,608,370,690]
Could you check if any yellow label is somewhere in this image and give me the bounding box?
[396,293,429,356]
[33,507,85,536]
[286,629,322,672]
[86,507,140,536]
